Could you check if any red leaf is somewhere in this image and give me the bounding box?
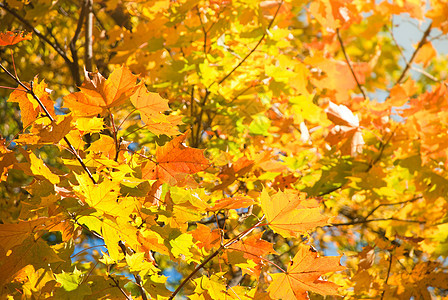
[0,31,32,46]
[141,132,209,184]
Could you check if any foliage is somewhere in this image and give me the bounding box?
[1,0,448,299]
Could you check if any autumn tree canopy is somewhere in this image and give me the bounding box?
[1,0,448,299]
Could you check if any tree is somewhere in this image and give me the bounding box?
[1,0,448,299]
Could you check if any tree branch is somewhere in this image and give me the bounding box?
[0,63,96,184]
[336,28,367,100]
[196,6,207,56]
[363,196,422,220]
[69,2,87,85]
[169,217,265,299]
[380,254,393,300]
[366,129,395,172]
[108,275,132,300]
[84,0,94,72]
[0,2,82,86]
[118,241,148,300]
[215,0,283,86]
[331,217,425,227]
[395,22,432,85]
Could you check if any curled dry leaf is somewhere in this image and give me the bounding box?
[325,101,364,156]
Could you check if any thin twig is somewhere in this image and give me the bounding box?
[336,28,367,100]
[331,217,425,227]
[0,2,81,86]
[395,22,432,85]
[0,63,96,183]
[193,89,210,147]
[388,18,408,66]
[190,85,196,143]
[215,0,283,86]
[118,241,148,300]
[366,128,396,172]
[196,6,207,55]
[168,217,265,300]
[363,196,422,220]
[108,275,132,300]
[380,254,393,300]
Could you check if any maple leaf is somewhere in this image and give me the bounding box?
[227,232,277,276]
[267,245,345,299]
[7,77,55,127]
[0,30,32,46]
[141,132,209,184]
[0,218,48,252]
[130,83,182,135]
[191,224,221,251]
[212,156,254,191]
[260,189,328,238]
[17,150,60,184]
[325,101,364,156]
[207,196,254,212]
[414,42,437,67]
[0,139,16,181]
[63,66,138,116]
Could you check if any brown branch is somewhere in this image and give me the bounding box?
[388,18,408,67]
[108,275,132,300]
[380,254,393,300]
[118,241,148,300]
[363,196,423,220]
[192,89,210,147]
[84,0,94,72]
[365,130,395,172]
[0,2,82,86]
[395,22,432,85]
[190,85,196,144]
[168,245,223,300]
[69,2,87,85]
[196,6,207,55]
[336,28,367,100]
[331,217,425,227]
[169,217,265,300]
[0,63,97,184]
[215,0,283,86]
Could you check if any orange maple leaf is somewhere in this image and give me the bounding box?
[0,31,32,46]
[7,77,55,127]
[130,83,182,135]
[227,232,277,276]
[141,132,209,184]
[267,245,345,299]
[212,156,254,191]
[260,189,328,238]
[191,224,221,251]
[206,196,254,212]
[63,66,138,116]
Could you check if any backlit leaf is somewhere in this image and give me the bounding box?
[141,132,209,184]
[267,245,345,299]
[260,189,328,238]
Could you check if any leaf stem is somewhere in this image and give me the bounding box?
[215,0,283,87]
[0,63,97,183]
[380,254,393,300]
[331,217,425,227]
[168,217,265,299]
[108,274,132,300]
[118,241,148,300]
[0,2,82,85]
[395,22,432,85]
[336,28,367,100]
